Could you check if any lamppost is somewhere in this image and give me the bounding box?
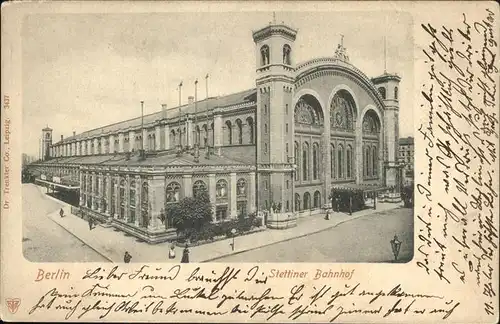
[229,228,237,251]
[390,235,402,262]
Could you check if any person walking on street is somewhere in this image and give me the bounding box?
[59,208,65,218]
[181,244,190,263]
[124,251,132,263]
[324,210,330,220]
[88,216,94,230]
[168,244,176,260]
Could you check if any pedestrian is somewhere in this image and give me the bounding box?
[124,251,132,263]
[169,244,176,260]
[59,208,65,218]
[88,216,93,230]
[324,210,330,220]
[181,243,190,263]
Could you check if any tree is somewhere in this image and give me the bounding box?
[166,190,213,238]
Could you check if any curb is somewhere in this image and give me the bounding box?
[46,211,115,263]
[201,207,398,262]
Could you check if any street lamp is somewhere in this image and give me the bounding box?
[390,235,402,262]
[229,228,237,251]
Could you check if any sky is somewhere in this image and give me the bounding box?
[22,11,413,157]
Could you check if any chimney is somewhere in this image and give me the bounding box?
[73,131,76,137]
[188,96,194,104]
[60,135,64,142]
[161,104,167,119]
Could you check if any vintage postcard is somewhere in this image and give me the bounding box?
[1,0,498,322]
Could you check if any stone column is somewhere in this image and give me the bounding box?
[87,139,92,155]
[109,134,115,153]
[81,141,85,156]
[230,172,237,218]
[248,172,256,214]
[155,125,161,151]
[182,174,192,199]
[148,178,165,230]
[164,124,170,150]
[118,133,124,153]
[123,175,129,221]
[79,172,84,206]
[208,173,216,222]
[134,175,140,227]
[129,131,136,152]
[213,114,223,156]
[355,121,363,184]
[114,175,120,218]
[106,173,112,218]
[98,173,104,212]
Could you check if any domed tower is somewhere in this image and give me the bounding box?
[252,17,297,214]
[41,126,53,160]
[371,73,402,189]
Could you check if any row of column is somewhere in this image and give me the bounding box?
[79,171,257,231]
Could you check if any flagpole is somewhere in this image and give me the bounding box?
[205,73,210,158]
[177,81,183,155]
[194,79,199,163]
[140,101,144,154]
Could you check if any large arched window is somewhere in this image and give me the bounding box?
[330,90,355,132]
[141,182,149,228]
[302,142,309,181]
[347,145,353,178]
[378,87,386,99]
[246,117,254,144]
[295,193,301,211]
[225,120,232,145]
[166,182,181,203]
[313,143,320,180]
[294,141,300,181]
[314,191,321,208]
[295,96,324,126]
[129,180,136,224]
[192,180,207,198]
[260,45,270,65]
[216,179,228,200]
[283,44,291,65]
[338,144,344,178]
[303,192,311,210]
[236,119,243,144]
[119,178,126,220]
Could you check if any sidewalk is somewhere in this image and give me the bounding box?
[43,187,401,263]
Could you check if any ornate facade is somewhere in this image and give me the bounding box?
[30,20,401,242]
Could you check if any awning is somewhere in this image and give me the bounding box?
[35,178,80,190]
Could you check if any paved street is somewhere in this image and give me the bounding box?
[22,184,108,262]
[214,207,414,263]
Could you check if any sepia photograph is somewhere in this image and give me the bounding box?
[21,11,415,263]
